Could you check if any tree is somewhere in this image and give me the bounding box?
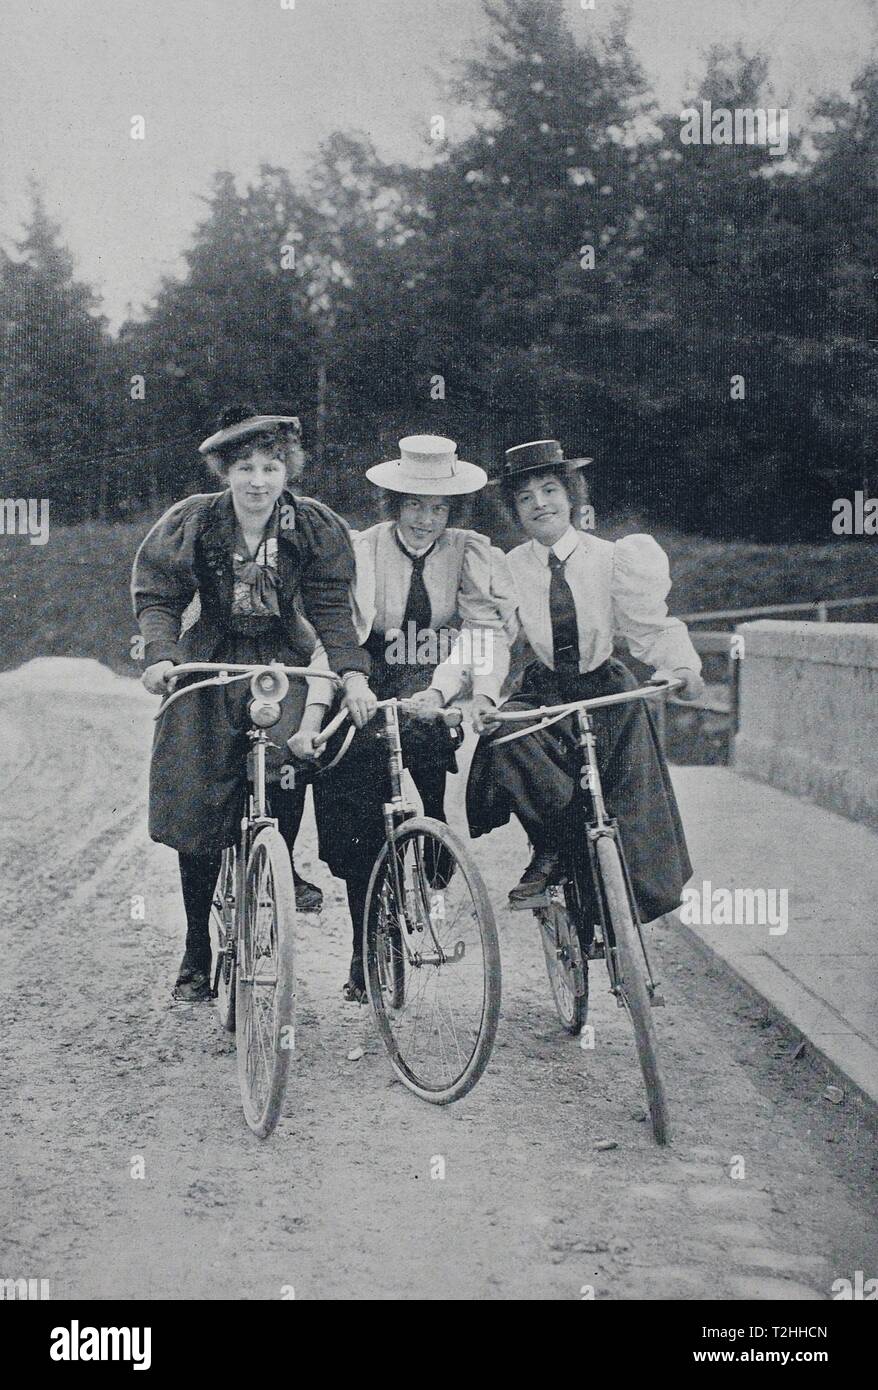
[0,187,114,519]
[118,168,324,509]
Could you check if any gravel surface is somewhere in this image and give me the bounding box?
[1,659,876,1301]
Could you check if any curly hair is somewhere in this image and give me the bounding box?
[500,466,591,529]
[378,490,471,527]
[202,404,305,483]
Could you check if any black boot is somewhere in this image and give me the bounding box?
[343,953,367,1004]
[175,852,220,1001]
[292,866,323,914]
[342,874,369,1003]
[508,842,563,908]
[174,950,213,1002]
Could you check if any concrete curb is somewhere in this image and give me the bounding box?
[671,765,878,1115]
[674,914,878,1114]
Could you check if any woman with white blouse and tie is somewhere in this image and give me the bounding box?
[290,435,510,1001]
[467,439,704,922]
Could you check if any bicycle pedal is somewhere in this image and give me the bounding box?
[650,991,666,1008]
[509,893,550,912]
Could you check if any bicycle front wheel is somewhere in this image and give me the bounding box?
[236,827,296,1138]
[364,817,501,1104]
[209,848,237,1032]
[596,835,670,1144]
[536,885,588,1035]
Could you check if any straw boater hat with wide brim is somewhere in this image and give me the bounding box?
[198,413,302,456]
[366,435,488,496]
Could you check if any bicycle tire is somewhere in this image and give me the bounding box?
[364,817,501,1104]
[596,835,670,1144]
[209,848,237,1033]
[236,827,297,1138]
[536,887,589,1035]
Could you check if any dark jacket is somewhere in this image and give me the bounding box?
[131,488,369,678]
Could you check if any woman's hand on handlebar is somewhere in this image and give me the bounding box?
[287,704,325,762]
[341,672,378,729]
[471,694,501,737]
[142,660,176,696]
[287,730,321,761]
[652,666,705,703]
[406,688,445,721]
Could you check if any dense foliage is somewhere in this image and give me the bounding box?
[1,0,875,540]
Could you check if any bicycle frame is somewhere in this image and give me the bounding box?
[568,703,664,1004]
[316,696,464,972]
[492,678,681,1006]
[379,700,456,971]
[155,660,342,981]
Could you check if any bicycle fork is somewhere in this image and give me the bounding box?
[380,701,452,970]
[574,708,665,1007]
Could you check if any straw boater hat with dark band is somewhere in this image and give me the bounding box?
[366,435,488,495]
[496,438,593,485]
[198,411,302,456]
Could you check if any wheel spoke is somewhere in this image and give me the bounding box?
[235,834,296,1136]
[365,824,499,1100]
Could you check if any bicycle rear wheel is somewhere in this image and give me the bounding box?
[596,835,669,1144]
[535,885,588,1035]
[364,817,501,1104]
[209,848,237,1032]
[236,827,296,1138]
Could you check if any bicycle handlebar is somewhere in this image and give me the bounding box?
[154,661,342,722]
[166,661,340,688]
[312,697,463,751]
[487,677,683,746]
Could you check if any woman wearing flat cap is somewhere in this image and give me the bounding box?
[467,438,704,924]
[132,405,375,1002]
[290,434,511,1001]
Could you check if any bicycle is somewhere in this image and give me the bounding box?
[155,660,341,1139]
[487,677,683,1145]
[310,695,502,1105]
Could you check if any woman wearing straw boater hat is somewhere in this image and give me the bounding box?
[132,405,375,1002]
[290,434,511,1002]
[466,438,704,923]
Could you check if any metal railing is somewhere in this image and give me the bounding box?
[679,595,878,626]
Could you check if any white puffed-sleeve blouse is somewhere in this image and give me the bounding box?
[308,521,511,704]
[493,527,702,679]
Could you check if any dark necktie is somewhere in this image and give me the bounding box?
[395,532,434,632]
[548,550,580,671]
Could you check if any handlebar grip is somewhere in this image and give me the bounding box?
[397,699,463,727]
[439,706,463,728]
[646,676,684,692]
[312,706,350,750]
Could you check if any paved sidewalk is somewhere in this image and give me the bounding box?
[671,766,878,1108]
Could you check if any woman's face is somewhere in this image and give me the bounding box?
[225,446,288,518]
[397,495,451,550]
[513,473,572,547]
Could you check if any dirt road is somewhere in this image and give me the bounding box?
[1,658,876,1300]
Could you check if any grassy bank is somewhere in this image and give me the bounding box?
[1,509,875,678]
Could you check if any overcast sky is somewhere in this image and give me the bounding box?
[0,0,873,328]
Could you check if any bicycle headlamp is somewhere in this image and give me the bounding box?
[249,699,282,728]
[250,667,289,703]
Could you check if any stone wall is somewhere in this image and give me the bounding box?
[733,620,878,829]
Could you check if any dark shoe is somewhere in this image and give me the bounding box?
[342,953,367,1004]
[508,845,563,908]
[293,869,323,914]
[174,951,213,1003]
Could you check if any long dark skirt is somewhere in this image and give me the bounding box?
[310,645,461,883]
[466,658,693,923]
[149,622,309,856]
